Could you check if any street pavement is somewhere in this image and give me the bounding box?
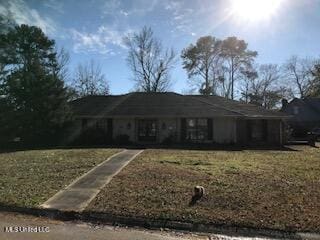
[0,212,283,240]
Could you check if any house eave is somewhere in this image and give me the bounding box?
[243,115,292,120]
[73,114,289,119]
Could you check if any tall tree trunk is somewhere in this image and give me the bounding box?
[205,67,209,95]
[231,62,234,100]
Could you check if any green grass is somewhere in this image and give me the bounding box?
[0,148,120,208]
[87,145,320,233]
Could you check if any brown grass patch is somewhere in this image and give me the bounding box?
[0,148,120,207]
[88,145,320,232]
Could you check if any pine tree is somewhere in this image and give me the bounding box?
[0,24,71,144]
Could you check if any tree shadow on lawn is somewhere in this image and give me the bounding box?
[0,202,77,222]
[0,144,122,154]
[0,142,302,154]
[127,143,299,152]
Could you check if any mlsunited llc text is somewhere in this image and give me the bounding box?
[4,226,50,233]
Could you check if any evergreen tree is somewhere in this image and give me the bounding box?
[220,37,257,99]
[181,36,222,95]
[0,24,71,144]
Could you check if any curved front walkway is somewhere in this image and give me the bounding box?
[40,149,143,212]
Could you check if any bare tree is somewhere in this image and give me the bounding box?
[72,60,109,97]
[282,56,317,98]
[252,64,282,109]
[309,64,320,97]
[239,66,258,103]
[241,64,289,109]
[51,48,80,101]
[55,47,70,82]
[124,26,176,92]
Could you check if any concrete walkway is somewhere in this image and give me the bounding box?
[40,149,143,212]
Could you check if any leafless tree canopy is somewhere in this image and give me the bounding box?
[55,47,70,82]
[72,60,109,97]
[124,27,176,92]
[283,56,318,98]
[240,64,291,109]
[309,64,320,97]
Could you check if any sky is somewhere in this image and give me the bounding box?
[0,0,320,94]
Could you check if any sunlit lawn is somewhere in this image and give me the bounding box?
[88,145,320,233]
[0,148,120,208]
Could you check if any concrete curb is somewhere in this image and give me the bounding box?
[1,207,319,239]
[79,211,302,239]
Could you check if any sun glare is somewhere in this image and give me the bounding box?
[231,0,283,22]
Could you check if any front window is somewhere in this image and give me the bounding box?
[186,118,208,141]
[251,120,263,141]
[138,119,157,141]
[96,119,108,130]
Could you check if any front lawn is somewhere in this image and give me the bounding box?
[0,148,120,208]
[87,145,320,233]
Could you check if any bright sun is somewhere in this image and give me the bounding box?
[231,0,283,22]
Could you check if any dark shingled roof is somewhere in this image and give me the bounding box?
[303,98,320,114]
[70,92,289,119]
[281,98,320,122]
[70,94,128,117]
[192,95,288,118]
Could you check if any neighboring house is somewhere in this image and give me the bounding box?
[281,98,320,138]
[69,92,289,146]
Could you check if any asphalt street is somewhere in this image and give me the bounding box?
[0,211,284,240]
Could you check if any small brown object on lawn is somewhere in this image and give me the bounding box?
[189,186,205,206]
[194,185,205,198]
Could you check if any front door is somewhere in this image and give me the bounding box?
[138,119,157,142]
[247,119,268,143]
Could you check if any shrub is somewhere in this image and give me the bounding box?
[114,134,130,145]
[161,133,177,145]
[74,127,111,145]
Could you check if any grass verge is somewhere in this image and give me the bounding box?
[87,145,320,233]
[0,148,120,208]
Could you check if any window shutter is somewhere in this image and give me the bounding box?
[262,120,268,141]
[246,120,252,141]
[107,118,113,141]
[82,119,87,130]
[207,118,213,140]
[181,118,186,141]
